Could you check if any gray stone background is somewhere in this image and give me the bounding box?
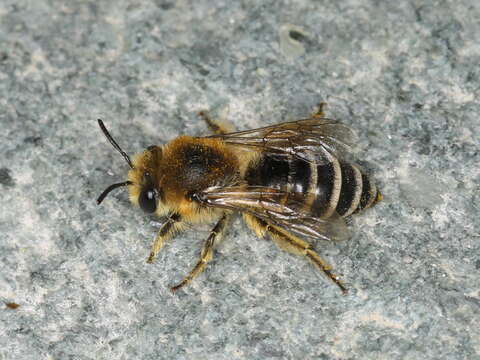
[0,0,479,359]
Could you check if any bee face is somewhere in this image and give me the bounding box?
[137,174,158,213]
[127,146,165,214]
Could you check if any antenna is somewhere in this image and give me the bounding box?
[97,119,133,169]
[97,181,133,204]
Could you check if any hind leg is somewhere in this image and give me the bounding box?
[244,214,348,294]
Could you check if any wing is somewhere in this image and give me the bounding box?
[193,185,349,242]
[207,118,357,164]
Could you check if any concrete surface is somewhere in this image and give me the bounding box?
[0,0,479,359]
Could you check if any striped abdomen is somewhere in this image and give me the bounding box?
[245,153,381,218]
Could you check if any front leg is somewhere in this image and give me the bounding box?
[170,213,230,292]
[147,213,184,263]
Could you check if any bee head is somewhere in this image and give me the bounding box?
[126,145,164,215]
[96,120,163,215]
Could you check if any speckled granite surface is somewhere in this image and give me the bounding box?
[0,1,479,359]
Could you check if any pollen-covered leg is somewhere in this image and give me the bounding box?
[170,213,230,292]
[198,111,234,135]
[147,213,183,264]
[243,213,269,239]
[245,215,347,294]
[312,101,328,119]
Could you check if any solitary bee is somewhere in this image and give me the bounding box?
[97,104,382,294]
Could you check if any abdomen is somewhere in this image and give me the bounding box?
[245,153,381,218]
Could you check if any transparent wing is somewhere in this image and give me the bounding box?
[194,185,349,242]
[207,118,357,164]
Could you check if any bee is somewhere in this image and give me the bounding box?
[97,104,382,294]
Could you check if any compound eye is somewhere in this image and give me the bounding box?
[139,187,157,213]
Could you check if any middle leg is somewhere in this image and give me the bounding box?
[170,213,230,292]
[198,111,234,135]
[312,101,328,118]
